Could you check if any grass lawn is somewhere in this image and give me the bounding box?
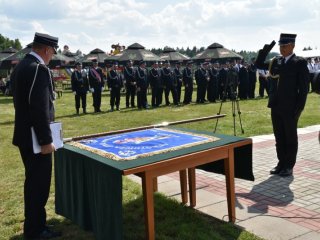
[0,88,319,240]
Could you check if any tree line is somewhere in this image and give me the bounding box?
[0,34,22,51]
[3,34,314,62]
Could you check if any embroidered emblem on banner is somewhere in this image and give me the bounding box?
[70,128,219,161]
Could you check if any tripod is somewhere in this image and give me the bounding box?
[214,84,244,136]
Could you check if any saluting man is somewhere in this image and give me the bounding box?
[268,33,309,177]
[88,59,105,112]
[71,62,89,114]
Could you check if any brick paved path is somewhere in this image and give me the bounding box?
[129,125,320,240]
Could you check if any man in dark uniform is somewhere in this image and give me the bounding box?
[149,62,161,107]
[238,61,249,100]
[195,62,209,103]
[247,58,257,99]
[182,60,193,104]
[124,60,136,108]
[207,62,219,102]
[135,61,148,109]
[11,32,62,239]
[107,62,123,111]
[88,59,105,112]
[173,61,183,104]
[218,62,229,100]
[267,33,309,177]
[162,61,178,106]
[71,62,89,114]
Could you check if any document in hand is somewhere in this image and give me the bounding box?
[31,122,63,154]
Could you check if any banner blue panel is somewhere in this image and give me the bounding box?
[75,128,216,160]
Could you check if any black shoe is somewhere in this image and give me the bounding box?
[279,168,293,177]
[25,229,62,240]
[270,165,282,174]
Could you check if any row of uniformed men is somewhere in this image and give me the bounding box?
[70,59,258,114]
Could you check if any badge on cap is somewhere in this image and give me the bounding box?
[278,33,297,45]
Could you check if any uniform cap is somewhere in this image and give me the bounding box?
[278,33,297,45]
[33,32,59,53]
[139,60,146,65]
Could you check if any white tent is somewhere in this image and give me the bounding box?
[295,49,320,58]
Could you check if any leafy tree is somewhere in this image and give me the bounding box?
[0,34,22,51]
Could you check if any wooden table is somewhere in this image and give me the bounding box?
[55,129,253,240]
[123,139,251,240]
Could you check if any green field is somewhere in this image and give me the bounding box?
[1,89,319,240]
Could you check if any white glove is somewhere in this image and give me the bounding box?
[73,91,76,95]
[101,87,104,92]
[90,88,94,93]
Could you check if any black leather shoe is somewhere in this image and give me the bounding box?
[279,168,293,177]
[270,166,282,174]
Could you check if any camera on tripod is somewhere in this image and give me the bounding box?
[224,68,239,101]
[215,67,243,136]
[227,79,238,101]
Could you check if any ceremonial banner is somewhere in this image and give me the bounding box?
[70,128,219,160]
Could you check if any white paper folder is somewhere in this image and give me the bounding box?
[31,122,63,154]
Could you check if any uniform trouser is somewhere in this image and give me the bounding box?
[183,85,193,103]
[271,108,299,169]
[259,78,269,97]
[157,87,163,105]
[92,87,102,111]
[238,82,248,99]
[176,83,182,103]
[19,146,52,238]
[197,83,207,102]
[110,88,121,108]
[207,81,218,102]
[152,87,163,106]
[309,73,315,92]
[248,79,256,99]
[151,87,158,106]
[126,85,136,107]
[75,92,87,110]
[137,88,147,108]
[165,86,178,105]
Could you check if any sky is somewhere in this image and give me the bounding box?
[0,0,319,55]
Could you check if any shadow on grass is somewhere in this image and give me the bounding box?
[123,193,249,240]
[9,192,251,240]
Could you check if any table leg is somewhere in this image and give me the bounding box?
[153,177,158,192]
[188,167,196,207]
[224,149,236,223]
[179,170,188,204]
[141,172,155,240]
